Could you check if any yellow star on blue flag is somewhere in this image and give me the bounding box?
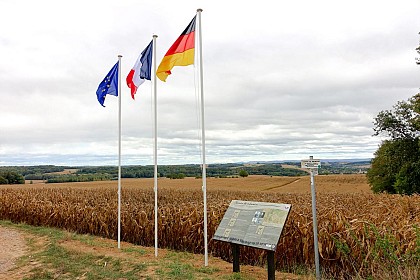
[96,61,119,107]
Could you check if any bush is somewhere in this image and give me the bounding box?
[167,173,185,179]
[239,170,249,177]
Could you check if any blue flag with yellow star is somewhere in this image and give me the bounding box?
[96,61,119,107]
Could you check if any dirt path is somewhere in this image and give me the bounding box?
[0,226,27,277]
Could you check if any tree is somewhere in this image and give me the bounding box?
[394,160,420,194]
[239,170,249,177]
[373,93,420,139]
[367,94,420,194]
[0,171,25,184]
[367,139,419,193]
[0,176,7,184]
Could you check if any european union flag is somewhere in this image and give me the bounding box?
[96,61,119,107]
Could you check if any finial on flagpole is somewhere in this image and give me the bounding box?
[197,8,203,12]
[153,34,158,38]
[118,55,122,58]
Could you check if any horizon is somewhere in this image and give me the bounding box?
[0,158,372,168]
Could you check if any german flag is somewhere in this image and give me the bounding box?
[157,16,196,82]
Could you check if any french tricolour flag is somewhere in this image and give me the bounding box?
[126,40,153,99]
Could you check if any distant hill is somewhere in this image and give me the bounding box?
[245,158,372,164]
[0,160,370,184]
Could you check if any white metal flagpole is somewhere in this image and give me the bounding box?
[196,8,208,267]
[117,54,122,249]
[152,34,159,257]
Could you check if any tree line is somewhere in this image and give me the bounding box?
[367,93,420,195]
[0,163,308,184]
[78,163,308,179]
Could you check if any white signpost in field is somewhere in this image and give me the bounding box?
[301,156,321,280]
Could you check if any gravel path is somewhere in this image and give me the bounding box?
[0,226,26,275]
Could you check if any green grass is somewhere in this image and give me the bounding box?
[24,236,147,280]
[157,262,194,279]
[67,232,115,248]
[121,246,147,255]
[154,250,225,280]
[220,273,256,280]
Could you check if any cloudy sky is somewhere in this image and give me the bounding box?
[0,0,419,166]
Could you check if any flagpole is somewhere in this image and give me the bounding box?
[196,8,208,267]
[152,34,159,257]
[117,54,122,249]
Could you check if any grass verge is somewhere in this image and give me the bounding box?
[0,220,281,280]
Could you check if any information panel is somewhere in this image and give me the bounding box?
[213,200,292,251]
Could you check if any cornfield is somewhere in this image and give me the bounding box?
[0,175,419,279]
